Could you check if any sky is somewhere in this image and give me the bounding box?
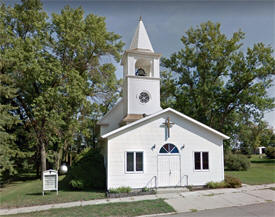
[5,0,275,128]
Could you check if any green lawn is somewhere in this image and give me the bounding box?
[0,176,105,209]
[225,155,275,185]
[2,155,274,210]
[2,199,174,217]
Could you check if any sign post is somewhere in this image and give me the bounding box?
[42,169,58,196]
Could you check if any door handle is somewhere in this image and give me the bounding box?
[169,169,171,175]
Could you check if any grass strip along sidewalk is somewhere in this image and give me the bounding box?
[1,199,175,217]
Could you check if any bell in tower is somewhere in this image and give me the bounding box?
[134,57,152,77]
[136,68,146,76]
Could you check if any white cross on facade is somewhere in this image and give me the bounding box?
[162,117,174,139]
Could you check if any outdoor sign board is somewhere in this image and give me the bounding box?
[42,169,58,195]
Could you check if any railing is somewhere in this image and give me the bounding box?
[147,175,187,188]
[180,175,188,186]
[145,176,157,189]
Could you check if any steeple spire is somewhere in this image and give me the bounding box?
[129,18,154,52]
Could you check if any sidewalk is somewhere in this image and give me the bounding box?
[164,183,275,213]
[1,183,275,216]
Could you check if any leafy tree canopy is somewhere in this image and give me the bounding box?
[161,21,275,148]
[1,0,123,178]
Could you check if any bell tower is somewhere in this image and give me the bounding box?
[121,18,162,124]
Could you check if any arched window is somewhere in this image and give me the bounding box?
[159,143,179,154]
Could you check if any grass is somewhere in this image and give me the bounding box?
[225,155,275,185]
[0,176,105,209]
[1,199,174,217]
[204,193,215,197]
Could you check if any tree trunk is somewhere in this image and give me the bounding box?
[70,153,72,166]
[40,142,46,179]
[55,149,63,171]
[36,161,40,178]
[35,147,40,178]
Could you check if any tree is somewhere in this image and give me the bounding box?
[0,5,21,181]
[260,127,275,147]
[0,73,19,181]
[238,120,274,154]
[161,21,275,148]
[1,0,123,177]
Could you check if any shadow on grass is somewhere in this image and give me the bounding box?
[1,173,39,188]
[26,192,43,196]
[25,186,105,196]
[224,169,247,172]
[13,173,38,181]
[25,187,105,199]
[251,160,275,164]
[58,172,106,193]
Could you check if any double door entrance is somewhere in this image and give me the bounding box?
[157,155,180,187]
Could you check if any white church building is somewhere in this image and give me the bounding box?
[98,19,229,190]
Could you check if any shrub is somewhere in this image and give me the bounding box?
[265,147,275,159]
[73,147,91,162]
[206,181,226,189]
[62,148,106,190]
[224,175,242,188]
[224,153,250,171]
[206,175,241,189]
[142,187,150,192]
[109,186,131,193]
[69,179,84,190]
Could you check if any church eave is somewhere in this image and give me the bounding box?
[126,75,160,81]
[121,50,162,65]
[101,108,230,140]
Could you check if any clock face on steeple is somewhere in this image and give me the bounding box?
[138,92,150,104]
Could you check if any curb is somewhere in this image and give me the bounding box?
[136,212,177,217]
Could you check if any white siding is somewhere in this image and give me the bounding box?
[107,111,225,189]
[127,76,162,115]
[100,100,124,136]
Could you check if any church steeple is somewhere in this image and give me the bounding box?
[129,18,154,52]
[121,19,162,123]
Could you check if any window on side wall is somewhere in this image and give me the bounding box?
[194,152,209,171]
[126,152,143,172]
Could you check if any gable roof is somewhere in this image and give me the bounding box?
[129,19,154,52]
[97,98,123,125]
[101,107,230,139]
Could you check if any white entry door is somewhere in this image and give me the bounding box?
[157,155,180,187]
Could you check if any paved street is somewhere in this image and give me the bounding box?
[161,202,275,217]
